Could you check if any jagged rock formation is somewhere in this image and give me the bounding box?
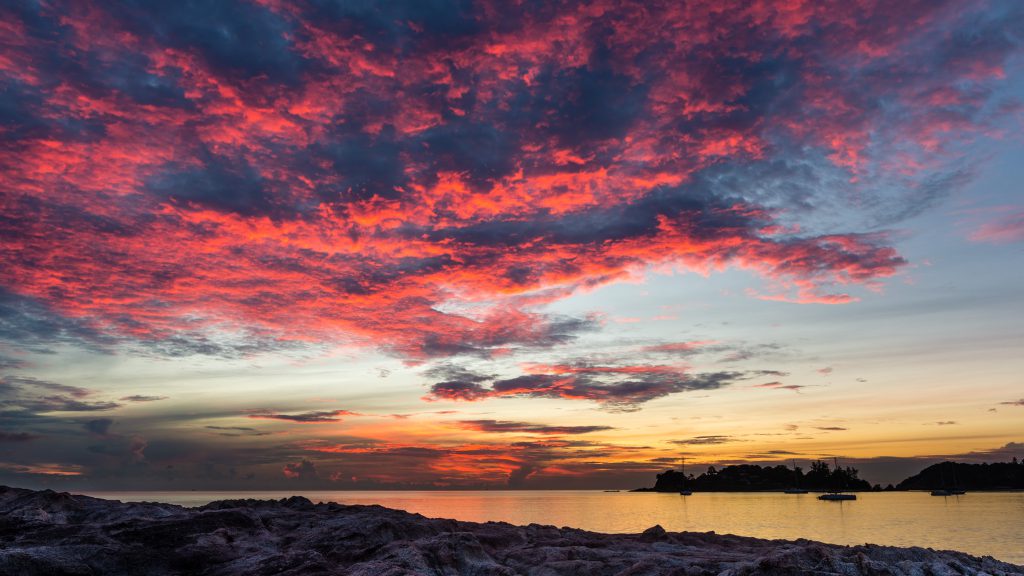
[1,486,1020,575]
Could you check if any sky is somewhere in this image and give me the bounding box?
[1,0,1022,490]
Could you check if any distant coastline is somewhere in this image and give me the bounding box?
[631,459,1024,493]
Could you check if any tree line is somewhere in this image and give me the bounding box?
[633,458,1023,492]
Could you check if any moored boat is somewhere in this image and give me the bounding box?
[818,493,856,501]
[785,460,807,493]
[679,457,692,496]
[818,457,857,501]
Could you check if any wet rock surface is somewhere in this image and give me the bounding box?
[1,486,1020,575]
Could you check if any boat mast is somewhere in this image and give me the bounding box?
[833,457,842,493]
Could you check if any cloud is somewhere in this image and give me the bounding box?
[248,410,357,423]
[0,377,121,415]
[0,289,115,354]
[640,341,718,355]
[3,0,1014,363]
[507,462,538,488]
[999,399,1024,406]
[752,381,805,392]
[815,426,848,431]
[457,420,614,435]
[424,380,493,402]
[670,435,738,445]
[129,436,147,462]
[0,432,38,442]
[282,459,317,480]
[968,209,1024,244]
[204,425,271,437]
[426,365,746,410]
[83,418,114,437]
[119,395,168,402]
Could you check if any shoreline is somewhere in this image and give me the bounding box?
[2,485,1022,575]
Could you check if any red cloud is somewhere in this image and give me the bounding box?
[969,209,1024,244]
[0,0,1018,363]
[641,341,718,353]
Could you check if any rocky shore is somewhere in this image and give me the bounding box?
[1,485,1020,575]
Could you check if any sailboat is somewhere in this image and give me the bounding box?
[784,460,808,494]
[678,457,692,496]
[818,457,857,501]
[931,462,966,496]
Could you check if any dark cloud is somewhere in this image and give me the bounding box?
[282,459,317,480]
[424,380,492,402]
[0,432,38,442]
[204,425,270,437]
[815,426,848,431]
[1000,399,1024,406]
[247,409,356,423]
[426,364,763,410]
[0,355,26,370]
[670,435,738,445]
[752,381,805,392]
[507,462,538,488]
[0,289,113,353]
[83,418,114,437]
[0,377,120,415]
[119,395,168,402]
[716,343,787,363]
[305,0,481,48]
[111,0,307,84]
[146,154,280,216]
[457,420,614,435]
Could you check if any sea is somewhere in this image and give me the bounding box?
[82,490,1024,565]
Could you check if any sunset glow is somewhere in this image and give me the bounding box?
[1,0,1022,490]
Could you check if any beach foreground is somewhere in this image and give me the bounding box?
[1,486,1020,576]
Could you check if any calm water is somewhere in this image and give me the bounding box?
[83,490,1024,564]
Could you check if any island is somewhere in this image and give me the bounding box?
[895,460,1024,491]
[633,461,871,492]
[633,459,1024,492]
[1,485,1021,575]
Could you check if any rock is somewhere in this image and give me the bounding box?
[0,485,1021,576]
[641,524,667,540]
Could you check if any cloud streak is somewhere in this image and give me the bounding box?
[457,420,614,435]
[247,410,357,423]
[425,365,745,410]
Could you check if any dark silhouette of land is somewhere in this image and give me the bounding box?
[633,459,1023,492]
[896,459,1023,491]
[634,460,870,492]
